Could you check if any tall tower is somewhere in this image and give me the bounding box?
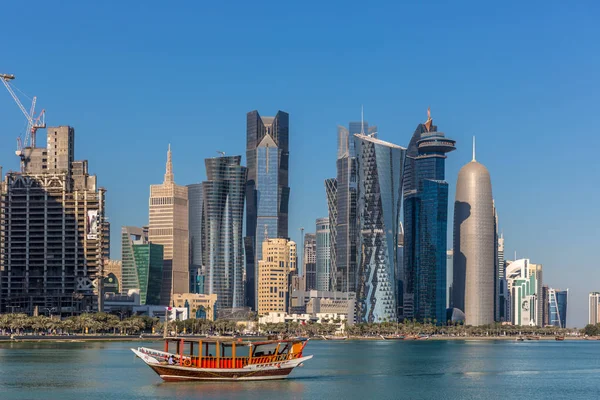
[148,145,189,306]
[202,155,246,310]
[187,183,204,294]
[403,109,455,323]
[316,217,331,291]
[453,139,495,326]
[330,120,377,294]
[245,110,289,310]
[354,132,405,323]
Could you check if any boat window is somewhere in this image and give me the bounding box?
[252,343,278,357]
[277,343,290,355]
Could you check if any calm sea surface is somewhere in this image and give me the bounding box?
[1,340,599,399]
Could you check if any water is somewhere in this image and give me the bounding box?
[1,339,599,399]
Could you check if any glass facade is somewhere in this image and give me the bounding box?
[245,111,289,310]
[202,156,247,310]
[549,288,568,328]
[316,217,331,291]
[402,114,455,323]
[324,178,337,282]
[121,226,147,294]
[132,243,163,305]
[187,183,204,293]
[354,133,405,323]
[304,233,317,291]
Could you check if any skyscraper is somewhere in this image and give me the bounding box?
[354,131,405,323]
[0,126,107,315]
[589,292,600,325]
[330,120,376,294]
[446,250,453,309]
[303,233,317,291]
[202,155,247,310]
[316,217,331,291]
[403,109,455,324]
[453,139,495,326]
[121,226,147,293]
[187,183,204,293]
[505,259,543,326]
[148,145,189,306]
[549,288,568,328]
[245,110,289,310]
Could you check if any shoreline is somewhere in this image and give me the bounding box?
[0,335,588,343]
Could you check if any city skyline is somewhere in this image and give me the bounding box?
[0,2,597,327]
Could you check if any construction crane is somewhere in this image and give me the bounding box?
[0,73,46,170]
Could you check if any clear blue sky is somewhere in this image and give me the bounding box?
[1,1,598,327]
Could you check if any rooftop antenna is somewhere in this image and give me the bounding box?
[360,105,365,135]
[472,136,476,162]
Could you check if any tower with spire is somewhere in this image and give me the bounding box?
[402,108,456,324]
[148,145,189,305]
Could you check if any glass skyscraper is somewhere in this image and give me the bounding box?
[328,121,376,294]
[316,217,331,291]
[245,110,289,310]
[203,155,247,310]
[549,288,568,328]
[354,132,405,323]
[187,183,204,294]
[132,243,164,305]
[403,110,455,324]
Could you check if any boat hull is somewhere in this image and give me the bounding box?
[150,364,295,381]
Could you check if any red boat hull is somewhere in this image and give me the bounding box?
[150,364,295,381]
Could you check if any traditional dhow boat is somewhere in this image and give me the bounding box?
[380,334,405,340]
[132,337,312,381]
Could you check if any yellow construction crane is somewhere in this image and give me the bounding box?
[0,73,46,169]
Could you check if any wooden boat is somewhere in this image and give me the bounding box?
[526,335,540,341]
[132,337,312,381]
[516,337,525,341]
[555,336,565,341]
[380,334,405,340]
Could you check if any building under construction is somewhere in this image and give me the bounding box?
[0,126,108,315]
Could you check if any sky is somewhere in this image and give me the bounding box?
[0,0,598,327]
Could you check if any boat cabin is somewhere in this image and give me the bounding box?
[147,337,307,369]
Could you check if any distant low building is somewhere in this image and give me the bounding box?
[172,293,217,321]
[259,312,349,333]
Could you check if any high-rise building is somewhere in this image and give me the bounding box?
[0,126,107,315]
[304,233,317,291]
[446,250,453,309]
[397,224,405,318]
[257,238,295,314]
[505,259,543,326]
[330,121,376,295]
[316,217,331,291]
[148,145,189,306]
[541,285,550,326]
[245,110,290,310]
[453,140,495,326]
[589,292,600,325]
[120,226,163,305]
[354,131,405,323]
[497,232,507,321]
[202,155,246,310]
[187,183,204,294]
[403,109,455,324]
[549,288,568,328]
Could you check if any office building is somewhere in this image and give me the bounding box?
[505,259,543,326]
[453,139,495,326]
[304,233,317,291]
[0,126,107,315]
[403,110,455,324]
[354,131,405,322]
[245,110,290,310]
[330,120,376,295]
[541,285,550,326]
[202,156,246,310]
[589,292,600,325]
[324,178,337,283]
[316,217,331,291]
[148,145,189,305]
[549,288,568,328]
[397,224,405,318]
[446,250,453,309]
[187,183,204,294]
[257,238,295,314]
[104,259,123,293]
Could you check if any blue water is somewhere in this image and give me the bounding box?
[1,340,599,399]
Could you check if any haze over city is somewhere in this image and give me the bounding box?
[1,1,598,327]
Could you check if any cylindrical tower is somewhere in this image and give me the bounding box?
[453,152,495,326]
